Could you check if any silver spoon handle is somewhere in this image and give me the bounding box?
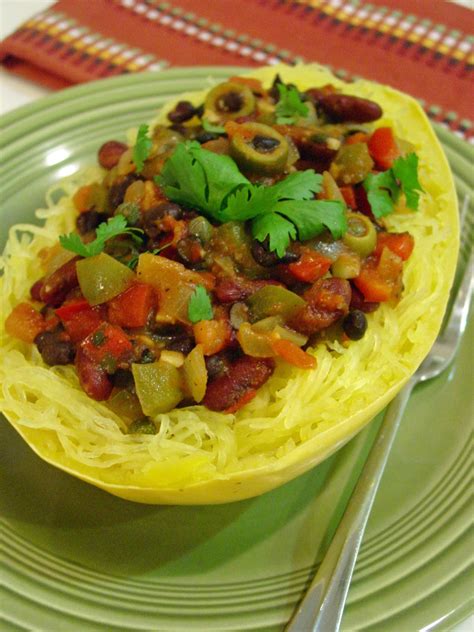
[286,380,415,632]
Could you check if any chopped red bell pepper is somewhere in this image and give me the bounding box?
[55,298,91,320]
[81,323,133,365]
[107,283,156,329]
[354,248,404,302]
[339,185,357,209]
[288,251,332,283]
[374,232,414,261]
[368,127,400,170]
[63,309,104,343]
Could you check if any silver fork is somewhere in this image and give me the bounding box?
[286,195,473,632]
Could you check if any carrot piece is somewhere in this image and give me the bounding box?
[271,338,316,369]
[73,185,93,213]
[345,132,369,145]
[5,303,45,343]
[339,185,357,209]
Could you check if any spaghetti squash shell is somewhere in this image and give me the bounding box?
[0,65,459,504]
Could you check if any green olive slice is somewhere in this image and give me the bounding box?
[342,212,377,257]
[204,81,256,121]
[230,122,289,174]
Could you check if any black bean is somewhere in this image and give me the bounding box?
[35,331,75,365]
[166,335,194,355]
[76,211,106,235]
[167,100,199,124]
[195,131,220,144]
[251,238,300,267]
[142,203,183,239]
[108,174,140,210]
[252,136,280,153]
[205,353,231,381]
[342,310,368,340]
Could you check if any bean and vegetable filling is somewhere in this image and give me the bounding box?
[6,74,423,429]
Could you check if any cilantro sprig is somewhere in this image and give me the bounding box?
[188,285,213,323]
[364,153,423,218]
[157,142,347,257]
[133,124,153,173]
[59,215,144,258]
[275,84,309,125]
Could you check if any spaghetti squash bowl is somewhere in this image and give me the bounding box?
[0,64,458,504]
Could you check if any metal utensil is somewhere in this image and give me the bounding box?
[286,196,473,632]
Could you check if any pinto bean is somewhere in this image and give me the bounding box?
[319,94,382,123]
[35,330,75,366]
[39,258,79,307]
[203,356,274,412]
[75,348,113,401]
[98,141,128,169]
[289,277,351,336]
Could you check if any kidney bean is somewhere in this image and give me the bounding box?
[35,330,75,365]
[40,258,79,307]
[349,284,379,313]
[289,277,351,336]
[203,356,274,412]
[30,279,44,301]
[294,140,338,173]
[214,276,282,304]
[98,141,128,169]
[75,348,113,401]
[319,94,382,123]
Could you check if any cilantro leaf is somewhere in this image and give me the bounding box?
[133,124,153,173]
[251,213,297,258]
[363,170,399,218]
[276,200,348,241]
[188,285,213,323]
[202,119,226,134]
[275,84,309,125]
[363,152,423,217]
[392,153,422,210]
[157,141,249,218]
[59,215,144,258]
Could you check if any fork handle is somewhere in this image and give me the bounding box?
[286,378,416,632]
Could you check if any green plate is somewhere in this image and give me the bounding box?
[0,67,472,631]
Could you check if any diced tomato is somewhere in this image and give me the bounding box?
[375,232,414,261]
[193,318,231,356]
[345,132,369,145]
[354,248,404,302]
[339,185,357,209]
[81,323,133,365]
[55,298,91,320]
[271,338,316,369]
[288,251,332,283]
[108,283,156,329]
[368,127,400,170]
[5,302,46,343]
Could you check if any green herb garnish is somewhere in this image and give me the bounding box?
[188,285,213,324]
[59,215,144,258]
[132,123,153,173]
[275,84,309,125]
[363,153,423,218]
[158,142,346,257]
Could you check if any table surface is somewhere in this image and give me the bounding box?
[1,1,473,631]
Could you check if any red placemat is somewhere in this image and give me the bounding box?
[1,0,473,138]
